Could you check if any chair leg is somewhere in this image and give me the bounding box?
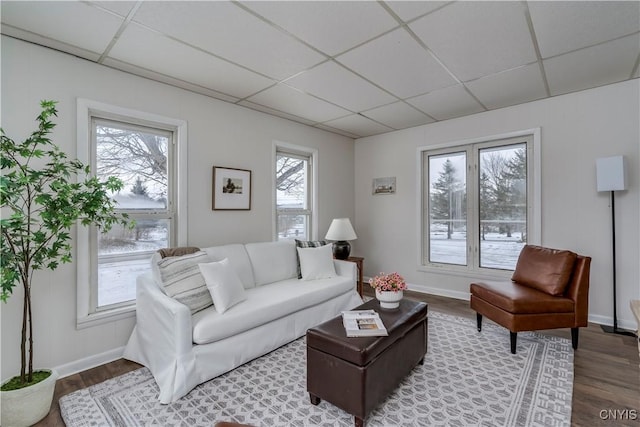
[476,313,483,332]
[510,332,517,354]
[571,327,579,350]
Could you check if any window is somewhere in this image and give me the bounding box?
[421,131,539,274]
[93,118,173,308]
[274,144,317,241]
[77,99,187,326]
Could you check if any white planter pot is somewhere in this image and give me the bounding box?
[1,369,58,427]
[375,290,403,309]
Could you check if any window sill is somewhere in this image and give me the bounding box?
[76,304,136,330]
[417,264,513,281]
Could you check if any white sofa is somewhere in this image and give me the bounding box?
[123,240,363,403]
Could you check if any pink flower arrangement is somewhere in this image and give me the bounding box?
[369,272,406,293]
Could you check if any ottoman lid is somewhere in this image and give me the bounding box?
[307,299,427,366]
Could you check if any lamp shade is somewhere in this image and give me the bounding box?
[596,156,627,192]
[325,218,357,241]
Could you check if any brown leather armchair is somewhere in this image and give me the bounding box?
[470,245,591,354]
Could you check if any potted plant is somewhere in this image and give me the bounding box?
[0,100,130,426]
[369,272,407,309]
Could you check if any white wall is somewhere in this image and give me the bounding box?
[355,78,640,329]
[1,37,355,380]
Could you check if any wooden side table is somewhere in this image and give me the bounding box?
[346,256,364,297]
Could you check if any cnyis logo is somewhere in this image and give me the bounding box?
[599,409,638,421]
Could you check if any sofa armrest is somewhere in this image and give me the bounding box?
[135,274,193,357]
[334,259,357,283]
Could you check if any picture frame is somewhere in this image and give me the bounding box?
[372,176,396,195]
[212,166,252,210]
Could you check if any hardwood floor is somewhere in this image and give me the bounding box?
[36,290,639,426]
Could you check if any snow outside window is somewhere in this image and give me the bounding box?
[275,148,313,241]
[422,132,538,274]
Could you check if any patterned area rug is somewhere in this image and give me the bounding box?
[60,312,573,426]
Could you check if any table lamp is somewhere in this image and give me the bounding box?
[325,218,357,260]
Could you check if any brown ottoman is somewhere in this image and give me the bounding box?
[306,299,428,427]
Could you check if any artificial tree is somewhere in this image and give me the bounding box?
[1,100,130,389]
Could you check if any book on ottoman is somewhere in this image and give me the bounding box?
[342,310,388,337]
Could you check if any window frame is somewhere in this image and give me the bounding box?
[76,99,188,328]
[417,128,541,279]
[273,141,318,241]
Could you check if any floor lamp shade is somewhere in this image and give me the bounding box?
[596,156,627,192]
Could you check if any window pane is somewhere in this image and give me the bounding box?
[277,214,309,240]
[96,123,169,210]
[479,144,527,270]
[276,154,308,209]
[97,219,169,306]
[429,152,467,265]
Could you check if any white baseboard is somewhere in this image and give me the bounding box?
[54,346,125,379]
[588,314,637,332]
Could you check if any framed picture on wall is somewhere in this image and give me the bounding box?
[372,176,396,195]
[212,166,252,210]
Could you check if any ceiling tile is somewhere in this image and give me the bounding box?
[313,124,360,139]
[466,63,547,110]
[383,1,450,22]
[410,1,537,81]
[243,1,398,56]
[408,85,485,121]
[284,61,396,113]
[362,102,434,130]
[131,1,325,80]
[237,101,317,126]
[90,1,138,17]
[102,57,240,103]
[109,23,275,99]
[323,114,393,138]
[0,1,123,55]
[337,28,457,98]
[246,84,351,123]
[544,34,640,96]
[529,1,640,59]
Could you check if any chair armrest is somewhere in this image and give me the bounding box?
[135,274,193,357]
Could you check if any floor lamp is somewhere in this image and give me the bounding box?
[596,156,635,336]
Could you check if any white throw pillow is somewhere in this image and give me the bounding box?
[199,258,247,314]
[156,251,213,314]
[296,244,336,280]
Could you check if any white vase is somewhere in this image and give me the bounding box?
[375,290,403,309]
[1,369,58,427]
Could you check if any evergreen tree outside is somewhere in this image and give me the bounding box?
[430,157,465,240]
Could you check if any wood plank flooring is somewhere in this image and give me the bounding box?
[36,290,639,426]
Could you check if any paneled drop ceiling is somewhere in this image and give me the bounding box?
[2,1,639,138]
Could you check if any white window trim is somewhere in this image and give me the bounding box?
[76,98,188,329]
[415,128,541,281]
[272,141,319,241]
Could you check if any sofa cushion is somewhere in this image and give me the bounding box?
[203,244,255,289]
[295,239,328,278]
[511,245,577,296]
[470,281,574,314]
[199,258,247,314]
[192,275,354,345]
[297,244,336,280]
[245,240,297,286]
[157,251,213,314]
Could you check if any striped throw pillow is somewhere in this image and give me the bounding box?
[157,251,213,314]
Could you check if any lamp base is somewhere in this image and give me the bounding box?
[600,325,637,337]
[332,241,351,260]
